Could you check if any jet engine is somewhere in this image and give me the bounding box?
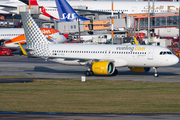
[129,67,150,73]
[92,61,115,75]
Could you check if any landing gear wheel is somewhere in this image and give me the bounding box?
[19,51,23,56]
[85,71,94,76]
[153,67,159,77]
[154,73,159,77]
[112,69,118,76]
[85,71,90,76]
[89,71,94,76]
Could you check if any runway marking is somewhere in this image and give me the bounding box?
[163,77,180,79]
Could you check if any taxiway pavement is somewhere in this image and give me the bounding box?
[0,55,179,82]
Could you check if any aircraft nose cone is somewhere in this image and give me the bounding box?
[172,56,179,65]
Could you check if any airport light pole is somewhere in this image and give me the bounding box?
[78,17,81,41]
[148,0,150,43]
[111,0,114,44]
[29,0,31,14]
[152,0,154,37]
[179,1,180,49]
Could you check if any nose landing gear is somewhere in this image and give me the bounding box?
[153,67,159,77]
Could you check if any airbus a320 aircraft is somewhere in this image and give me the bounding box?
[21,12,179,77]
[0,28,66,49]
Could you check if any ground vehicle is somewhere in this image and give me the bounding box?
[174,49,180,57]
[0,47,14,56]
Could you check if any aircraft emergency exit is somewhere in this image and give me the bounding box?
[21,12,179,77]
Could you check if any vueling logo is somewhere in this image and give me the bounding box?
[135,46,146,51]
[61,13,75,20]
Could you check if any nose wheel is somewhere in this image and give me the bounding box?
[153,67,159,77]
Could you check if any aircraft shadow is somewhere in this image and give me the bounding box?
[117,71,179,76]
[29,66,84,74]
[0,78,33,83]
[25,66,180,77]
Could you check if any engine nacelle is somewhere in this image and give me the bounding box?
[129,67,151,73]
[92,61,115,75]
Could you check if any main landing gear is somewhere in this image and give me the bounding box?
[112,69,118,76]
[85,65,94,76]
[85,70,93,76]
[84,71,94,76]
[153,67,159,77]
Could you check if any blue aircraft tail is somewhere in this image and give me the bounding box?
[55,0,90,22]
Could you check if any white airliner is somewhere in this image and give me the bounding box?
[0,0,26,14]
[0,28,24,41]
[0,0,179,21]
[0,28,66,48]
[34,0,179,19]
[21,12,179,77]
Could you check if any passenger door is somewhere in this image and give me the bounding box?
[147,48,154,60]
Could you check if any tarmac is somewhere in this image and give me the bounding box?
[0,54,180,120]
[0,55,180,82]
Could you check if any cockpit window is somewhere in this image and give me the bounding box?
[163,52,167,55]
[159,51,172,55]
[167,51,172,54]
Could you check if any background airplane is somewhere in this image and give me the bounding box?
[20,11,179,77]
[0,28,66,49]
[0,0,26,15]
[1,0,179,39]
[0,0,179,21]
[55,0,89,22]
[0,28,24,41]
[26,0,180,19]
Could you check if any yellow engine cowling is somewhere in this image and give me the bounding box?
[129,67,150,73]
[92,61,115,75]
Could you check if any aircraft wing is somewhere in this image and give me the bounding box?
[74,8,123,15]
[44,56,114,62]
[0,4,18,14]
[0,4,18,8]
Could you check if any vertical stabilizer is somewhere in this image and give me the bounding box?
[55,0,90,22]
[21,12,50,57]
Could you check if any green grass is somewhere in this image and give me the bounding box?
[0,79,180,113]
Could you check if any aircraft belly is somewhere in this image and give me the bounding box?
[127,55,150,67]
[114,58,127,67]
